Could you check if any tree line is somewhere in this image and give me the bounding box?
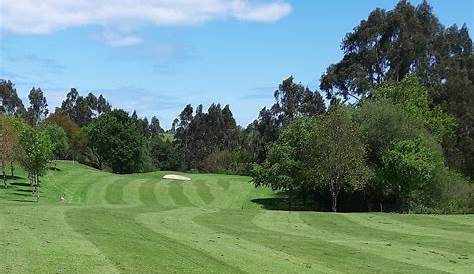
[0,0,472,212]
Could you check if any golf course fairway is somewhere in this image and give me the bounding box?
[1,161,473,273]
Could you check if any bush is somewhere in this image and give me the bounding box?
[202,149,252,175]
[433,168,474,214]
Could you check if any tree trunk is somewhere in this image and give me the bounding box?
[2,160,7,189]
[288,188,292,211]
[331,192,337,213]
[330,182,338,213]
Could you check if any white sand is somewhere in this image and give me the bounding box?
[163,174,191,181]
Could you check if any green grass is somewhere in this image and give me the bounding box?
[1,161,473,273]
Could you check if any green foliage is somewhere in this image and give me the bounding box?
[430,168,474,214]
[0,79,26,116]
[202,149,253,175]
[308,106,372,211]
[40,124,69,159]
[247,77,325,163]
[252,108,372,212]
[87,109,146,173]
[174,104,242,171]
[149,135,181,171]
[56,88,111,127]
[19,124,54,178]
[381,136,444,211]
[373,76,456,141]
[26,87,48,126]
[251,117,313,192]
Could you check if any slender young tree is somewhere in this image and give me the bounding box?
[0,115,21,188]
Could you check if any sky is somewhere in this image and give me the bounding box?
[1,0,472,129]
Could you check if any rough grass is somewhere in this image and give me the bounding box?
[0,161,473,273]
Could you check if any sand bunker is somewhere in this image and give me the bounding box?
[163,174,191,181]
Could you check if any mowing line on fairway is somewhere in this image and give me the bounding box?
[136,207,337,274]
[254,211,471,274]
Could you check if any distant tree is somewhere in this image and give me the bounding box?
[41,124,69,159]
[0,79,26,116]
[74,96,93,126]
[247,77,325,163]
[26,87,48,126]
[70,128,89,162]
[246,107,279,163]
[87,109,146,173]
[46,113,80,140]
[149,135,181,171]
[149,116,164,136]
[97,94,111,115]
[173,103,242,170]
[57,88,111,127]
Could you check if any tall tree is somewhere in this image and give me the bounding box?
[0,79,26,116]
[149,116,164,136]
[57,88,111,127]
[319,0,473,177]
[26,87,48,126]
[247,77,325,163]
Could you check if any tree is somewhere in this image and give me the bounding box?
[56,88,111,127]
[319,0,473,178]
[307,106,372,212]
[41,124,69,159]
[251,117,314,209]
[0,115,21,188]
[87,109,146,173]
[149,135,181,171]
[247,77,325,163]
[373,76,455,142]
[26,87,48,126]
[19,125,53,199]
[149,116,164,136]
[381,137,444,212]
[173,103,242,171]
[0,79,26,116]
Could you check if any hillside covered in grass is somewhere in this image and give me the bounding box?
[0,161,473,273]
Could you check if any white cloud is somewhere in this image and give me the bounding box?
[98,30,144,46]
[1,1,292,40]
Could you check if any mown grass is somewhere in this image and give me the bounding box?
[0,161,473,273]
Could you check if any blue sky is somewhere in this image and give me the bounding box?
[1,0,472,129]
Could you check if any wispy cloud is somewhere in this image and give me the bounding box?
[1,0,292,46]
[241,86,276,100]
[98,30,144,47]
[6,54,66,74]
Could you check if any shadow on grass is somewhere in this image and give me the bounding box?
[11,192,33,197]
[251,196,323,211]
[10,199,35,203]
[49,166,61,171]
[10,181,30,187]
[6,175,24,180]
[15,189,32,193]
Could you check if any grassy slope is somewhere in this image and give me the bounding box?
[0,161,473,273]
